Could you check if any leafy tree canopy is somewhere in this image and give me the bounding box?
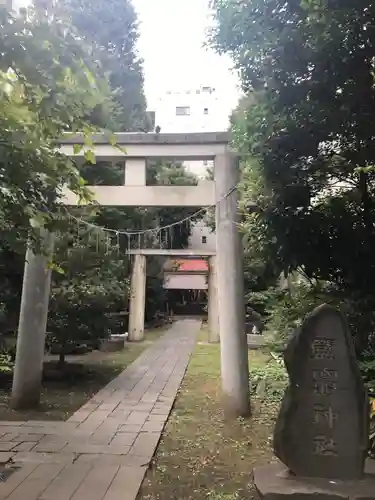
[0,0,203,350]
[0,4,111,250]
[211,0,375,296]
[54,0,150,131]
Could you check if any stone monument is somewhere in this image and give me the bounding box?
[254,304,375,500]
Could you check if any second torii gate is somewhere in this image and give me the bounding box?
[12,132,250,417]
[127,248,218,343]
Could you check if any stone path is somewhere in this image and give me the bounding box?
[0,319,200,500]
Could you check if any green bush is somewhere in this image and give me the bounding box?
[339,294,375,358]
[263,283,335,352]
[0,354,13,373]
[47,235,128,362]
[359,359,375,390]
[250,354,288,402]
[263,280,375,360]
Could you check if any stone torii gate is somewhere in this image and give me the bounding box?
[127,248,218,343]
[11,132,250,417]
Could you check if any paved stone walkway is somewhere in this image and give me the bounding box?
[0,319,200,500]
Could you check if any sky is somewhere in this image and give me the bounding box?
[13,0,241,111]
[132,0,241,109]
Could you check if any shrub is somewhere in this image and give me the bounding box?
[0,353,13,373]
[250,353,288,402]
[263,281,375,358]
[339,294,375,357]
[359,359,375,390]
[263,283,334,352]
[47,235,128,363]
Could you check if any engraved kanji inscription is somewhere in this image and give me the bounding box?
[312,368,338,380]
[312,435,338,456]
[310,338,336,360]
[313,404,338,429]
[313,381,337,396]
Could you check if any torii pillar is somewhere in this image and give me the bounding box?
[215,153,250,417]
[128,254,147,342]
[126,158,147,342]
[208,256,219,342]
[11,230,54,409]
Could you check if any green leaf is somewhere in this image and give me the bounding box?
[85,69,96,88]
[83,131,94,148]
[73,144,83,154]
[84,149,96,164]
[47,262,65,275]
[30,213,47,229]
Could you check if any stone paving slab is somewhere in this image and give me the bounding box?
[0,320,199,500]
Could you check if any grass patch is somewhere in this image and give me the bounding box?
[139,338,281,500]
[0,326,166,422]
[197,323,210,343]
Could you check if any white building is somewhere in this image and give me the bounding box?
[188,218,216,251]
[150,85,236,251]
[153,85,229,133]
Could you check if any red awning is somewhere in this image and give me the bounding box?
[176,259,208,272]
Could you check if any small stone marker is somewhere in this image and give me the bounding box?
[254,305,375,500]
[274,304,369,480]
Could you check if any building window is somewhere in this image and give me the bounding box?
[176,106,190,116]
[204,108,209,115]
[202,236,207,244]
